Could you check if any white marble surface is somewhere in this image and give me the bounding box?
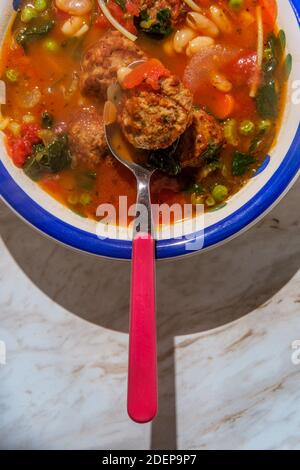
[0,180,300,450]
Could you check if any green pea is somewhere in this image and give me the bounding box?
[229,0,243,9]
[212,184,228,202]
[43,39,59,52]
[206,195,216,207]
[6,68,18,82]
[80,193,92,206]
[21,6,37,23]
[257,119,272,133]
[34,0,47,12]
[239,120,255,136]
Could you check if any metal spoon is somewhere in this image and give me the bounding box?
[103,89,157,424]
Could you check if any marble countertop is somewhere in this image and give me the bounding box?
[1,180,300,450]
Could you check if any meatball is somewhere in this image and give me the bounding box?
[119,75,193,150]
[177,109,224,168]
[81,31,146,99]
[68,107,108,168]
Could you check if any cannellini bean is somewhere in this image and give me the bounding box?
[173,28,197,53]
[209,6,233,34]
[61,16,84,36]
[210,72,232,92]
[55,0,93,16]
[186,36,215,56]
[186,12,219,38]
[0,116,10,131]
[74,23,89,37]
[117,67,131,84]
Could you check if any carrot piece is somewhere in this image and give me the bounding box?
[211,93,235,120]
[259,0,278,28]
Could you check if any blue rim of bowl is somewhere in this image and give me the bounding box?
[1,0,300,260]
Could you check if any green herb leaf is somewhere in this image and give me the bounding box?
[256,79,278,119]
[284,53,292,80]
[278,30,286,53]
[23,134,71,181]
[115,0,126,12]
[139,8,172,38]
[201,142,222,162]
[148,139,181,175]
[232,151,255,176]
[16,20,55,49]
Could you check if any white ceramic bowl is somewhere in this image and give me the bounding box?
[0,0,299,259]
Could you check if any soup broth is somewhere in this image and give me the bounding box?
[0,0,289,223]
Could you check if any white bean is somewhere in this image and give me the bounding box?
[74,23,89,37]
[210,72,232,92]
[186,12,219,38]
[209,6,233,34]
[117,67,131,84]
[0,116,10,131]
[186,36,215,56]
[56,0,93,16]
[61,16,84,36]
[173,28,197,54]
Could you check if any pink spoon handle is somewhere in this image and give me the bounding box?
[127,232,157,423]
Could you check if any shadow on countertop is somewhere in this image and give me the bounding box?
[1,179,300,449]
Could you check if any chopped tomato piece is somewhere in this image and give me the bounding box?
[7,136,32,167]
[107,1,124,22]
[21,123,41,145]
[122,59,171,90]
[259,0,278,28]
[225,51,257,87]
[125,0,140,16]
[6,123,41,168]
[94,14,111,29]
[123,18,137,35]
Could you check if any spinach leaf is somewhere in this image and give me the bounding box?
[16,20,55,49]
[256,79,278,119]
[115,0,126,11]
[232,151,255,176]
[139,8,172,38]
[148,139,181,175]
[41,112,54,129]
[24,134,71,181]
[284,53,292,80]
[201,142,222,162]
